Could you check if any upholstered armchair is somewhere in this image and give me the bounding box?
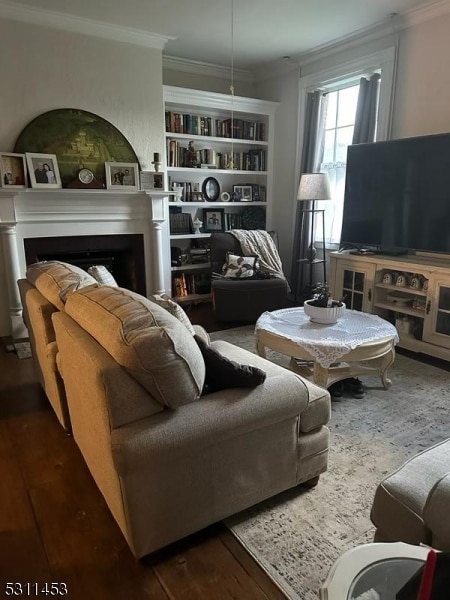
[210,231,290,323]
[371,438,450,550]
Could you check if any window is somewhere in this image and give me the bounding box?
[319,84,360,245]
[296,47,396,248]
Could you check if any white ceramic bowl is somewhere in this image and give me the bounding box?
[303,300,346,324]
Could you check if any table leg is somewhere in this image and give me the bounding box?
[379,346,396,389]
[256,338,267,359]
[313,363,329,388]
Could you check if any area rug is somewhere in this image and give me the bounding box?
[13,341,32,360]
[210,325,450,600]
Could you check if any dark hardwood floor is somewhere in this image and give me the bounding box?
[0,304,286,600]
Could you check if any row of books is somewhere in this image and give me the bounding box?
[169,212,193,234]
[168,179,266,203]
[172,272,211,298]
[165,112,266,141]
[167,140,266,171]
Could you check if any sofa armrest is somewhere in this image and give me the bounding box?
[111,369,311,475]
[424,471,450,550]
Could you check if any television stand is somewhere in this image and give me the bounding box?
[329,250,450,363]
[376,248,410,256]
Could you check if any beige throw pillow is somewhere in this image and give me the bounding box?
[150,293,195,335]
[87,265,118,287]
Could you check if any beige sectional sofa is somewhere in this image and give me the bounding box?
[18,261,331,558]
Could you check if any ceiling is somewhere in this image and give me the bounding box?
[2,0,443,70]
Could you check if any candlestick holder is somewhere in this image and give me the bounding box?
[151,161,162,172]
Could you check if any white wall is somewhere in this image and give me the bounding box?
[392,12,450,138]
[0,18,165,336]
[0,19,164,167]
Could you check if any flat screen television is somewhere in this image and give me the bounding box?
[340,132,450,255]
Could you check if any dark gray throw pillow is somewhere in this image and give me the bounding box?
[194,335,266,394]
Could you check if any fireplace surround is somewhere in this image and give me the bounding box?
[0,188,175,337]
[24,234,146,295]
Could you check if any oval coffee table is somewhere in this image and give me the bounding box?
[255,307,399,389]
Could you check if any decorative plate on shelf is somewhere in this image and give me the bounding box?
[386,291,412,306]
[14,108,140,189]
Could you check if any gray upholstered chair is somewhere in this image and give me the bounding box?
[370,438,450,550]
[210,231,290,323]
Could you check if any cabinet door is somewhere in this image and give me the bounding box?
[423,276,450,348]
[333,260,375,312]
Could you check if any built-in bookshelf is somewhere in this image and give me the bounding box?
[162,86,278,303]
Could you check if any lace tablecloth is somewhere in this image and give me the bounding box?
[256,307,399,368]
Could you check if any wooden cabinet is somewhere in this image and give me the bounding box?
[163,86,278,302]
[329,251,450,361]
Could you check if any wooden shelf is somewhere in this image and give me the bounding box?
[171,263,210,272]
[375,282,427,296]
[165,132,268,147]
[374,301,425,318]
[174,292,212,304]
[170,233,211,240]
[167,167,268,176]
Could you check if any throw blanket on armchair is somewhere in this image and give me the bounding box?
[229,229,289,287]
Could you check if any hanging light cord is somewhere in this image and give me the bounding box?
[229,0,235,170]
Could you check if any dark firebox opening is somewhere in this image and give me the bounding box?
[24,234,146,296]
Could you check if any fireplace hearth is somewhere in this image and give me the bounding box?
[24,234,146,295]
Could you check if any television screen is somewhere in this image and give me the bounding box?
[340,133,450,255]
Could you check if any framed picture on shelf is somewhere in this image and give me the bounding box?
[0,152,27,188]
[233,184,252,202]
[203,208,225,232]
[25,152,62,189]
[105,162,139,190]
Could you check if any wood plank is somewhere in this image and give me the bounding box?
[29,468,168,600]
[151,526,281,600]
[220,528,287,600]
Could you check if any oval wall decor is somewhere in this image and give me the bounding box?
[14,108,140,189]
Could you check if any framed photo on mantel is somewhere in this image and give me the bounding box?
[25,152,62,189]
[0,152,27,188]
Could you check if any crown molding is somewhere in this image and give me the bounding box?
[0,0,173,49]
[162,55,254,83]
[253,0,450,82]
[403,0,450,28]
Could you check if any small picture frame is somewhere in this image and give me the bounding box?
[233,184,253,202]
[0,152,27,188]
[25,152,61,189]
[203,208,225,232]
[140,170,163,191]
[106,162,139,190]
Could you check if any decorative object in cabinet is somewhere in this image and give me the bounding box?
[329,250,450,361]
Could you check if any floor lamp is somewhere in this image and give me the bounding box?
[295,173,331,303]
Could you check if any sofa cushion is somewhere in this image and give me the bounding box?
[194,334,266,393]
[26,260,98,311]
[64,286,205,408]
[150,293,196,335]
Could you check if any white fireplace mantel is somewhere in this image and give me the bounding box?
[0,188,175,337]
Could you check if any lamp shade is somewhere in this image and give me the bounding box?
[297,173,331,202]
